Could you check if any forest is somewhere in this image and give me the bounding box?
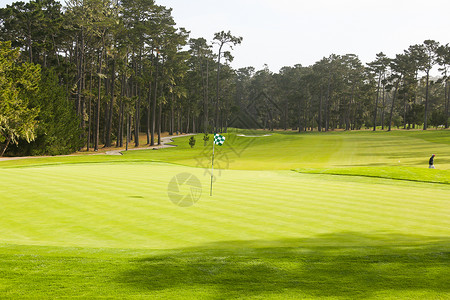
[0,0,449,156]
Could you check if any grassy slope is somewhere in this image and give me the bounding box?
[2,129,449,169]
[0,130,449,298]
[4,129,448,183]
[127,129,450,169]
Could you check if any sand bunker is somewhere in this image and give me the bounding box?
[236,134,272,137]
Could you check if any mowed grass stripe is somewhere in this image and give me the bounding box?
[1,164,200,247]
[217,170,448,218]
[1,163,449,249]
[0,164,282,247]
[7,168,440,245]
[211,170,449,236]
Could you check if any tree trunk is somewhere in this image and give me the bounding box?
[163,111,167,133]
[135,89,140,147]
[303,102,307,131]
[373,72,381,131]
[0,135,12,157]
[445,81,449,129]
[106,58,115,147]
[177,106,180,134]
[117,100,123,148]
[117,73,126,148]
[87,57,93,151]
[186,107,190,133]
[94,44,104,152]
[424,71,430,130]
[298,98,302,132]
[204,59,209,133]
[151,54,158,146]
[346,88,353,131]
[146,52,153,145]
[180,106,184,134]
[388,76,401,132]
[284,99,288,131]
[268,108,273,131]
[308,96,313,131]
[403,93,407,129]
[381,81,386,130]
[27,21,33,63]
[80,36,86,150]
[146,86,151,145]
[157,57,164,145]
[52,35,60,66]
[215,44,223,132]
[103,74,109,146]
[170,97,174,135]
[126,114,130,151]
[318,88,323,132]
[77,30,85,123]
[325,75,331,131]
[134,55,140,147]
[158,97,162,145]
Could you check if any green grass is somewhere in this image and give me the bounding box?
[3,129,449,171]
[295,166,450,184]
[0,129,449,298]
[126,129,450,170]
[1,233,448,299]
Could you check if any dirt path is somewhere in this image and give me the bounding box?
[104,134,195,155]
[0,134,195,161]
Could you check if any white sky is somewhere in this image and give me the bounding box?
[1,0,449,73]
[157,0,450,73]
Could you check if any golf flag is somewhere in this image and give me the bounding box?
[214,134,225,145]
[210,134,225,196]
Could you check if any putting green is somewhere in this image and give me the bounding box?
[0,163,448,249]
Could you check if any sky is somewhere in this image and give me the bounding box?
[156,0,450,73]
[1,0,449,73]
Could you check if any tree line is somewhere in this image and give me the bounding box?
[0,0,448,156]
[0,0,242,156]
[235,42,449,133]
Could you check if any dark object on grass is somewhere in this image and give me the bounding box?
[429,154,435,169]
[189,136,196,148]
[203,134,210,146]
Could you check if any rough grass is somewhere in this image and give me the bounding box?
[0,129,449,298]
[295,166,450,184]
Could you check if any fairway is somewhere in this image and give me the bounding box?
[0,130,449,298]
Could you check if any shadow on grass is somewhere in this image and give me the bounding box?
[336,162,391,167]
[119,232,450,298]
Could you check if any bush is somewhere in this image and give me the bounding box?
[189,136,196,148]
[203,133,209,146]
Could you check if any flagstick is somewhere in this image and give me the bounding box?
[210,138,215,196]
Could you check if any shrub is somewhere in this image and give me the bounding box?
[189,136,196,148]
[203,133,209,146]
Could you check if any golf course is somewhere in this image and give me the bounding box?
[0,129,448,298]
